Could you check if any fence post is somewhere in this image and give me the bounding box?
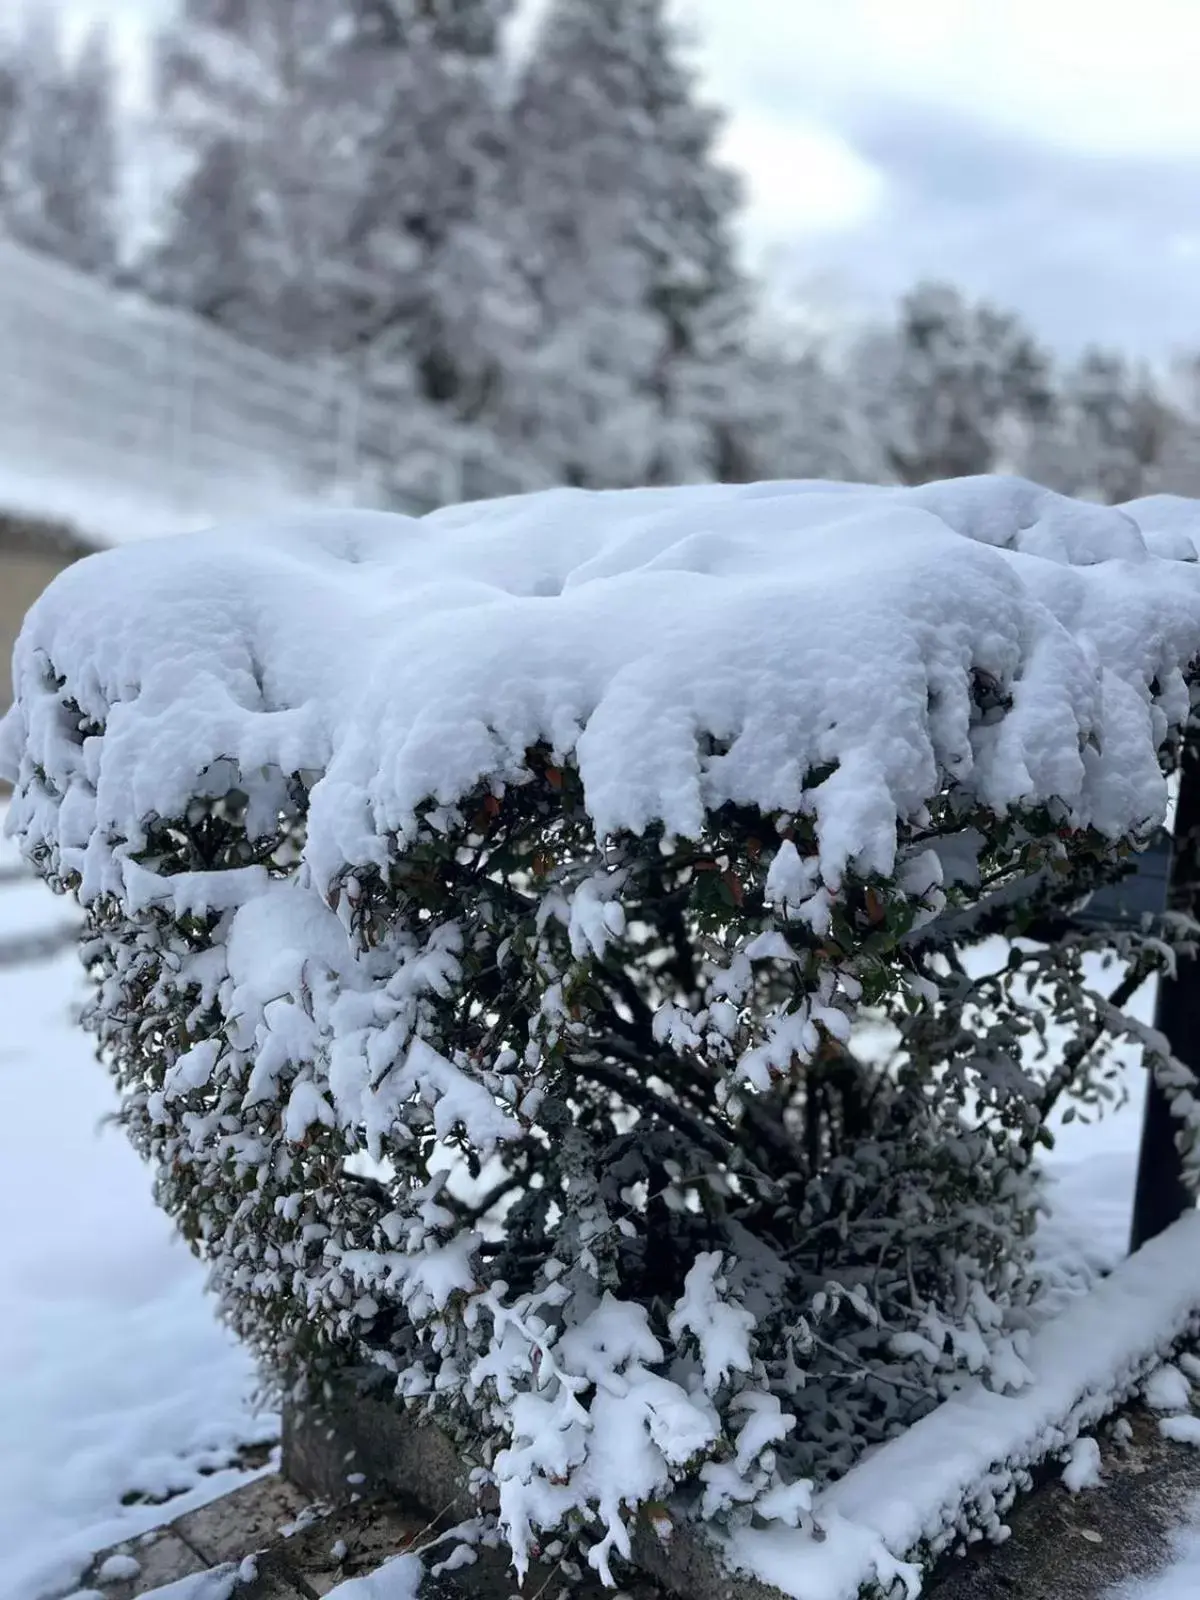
[1130,748,1200,1251]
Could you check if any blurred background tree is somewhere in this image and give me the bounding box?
[1,8,118,274]
[2,0,1197,505]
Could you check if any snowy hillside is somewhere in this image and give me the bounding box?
[0,236,438,546]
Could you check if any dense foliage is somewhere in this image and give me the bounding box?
[26,730,1197,1583]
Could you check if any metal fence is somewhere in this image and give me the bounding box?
[0,235,518,534]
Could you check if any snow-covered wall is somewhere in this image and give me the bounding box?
[0,237,437,545]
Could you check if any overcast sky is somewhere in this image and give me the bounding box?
[55,0,1200,357]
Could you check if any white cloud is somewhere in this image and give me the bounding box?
[683,0,1200,159]
[716,113,882,248]
[674,0,1200,348]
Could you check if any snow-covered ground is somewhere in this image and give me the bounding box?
[1132,1527,1200,1600]
[1106,1505,1200,1599]
[0,233,391,553]
[1017,946,1150,1289]
[0,817,274,1600]
[0,459,310,549]
[1039,1074,1146,1284]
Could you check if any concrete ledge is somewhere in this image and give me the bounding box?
[282,1374,476,1525]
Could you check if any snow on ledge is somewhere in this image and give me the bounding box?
[727,1211,1200,1600]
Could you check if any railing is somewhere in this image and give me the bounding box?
[0,235,523,536]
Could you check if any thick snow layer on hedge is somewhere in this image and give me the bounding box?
[4,475,1200,897]
[726,1211,1200,1600]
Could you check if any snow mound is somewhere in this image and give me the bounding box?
[1159,1416,1200,1447]
[1062,1435,1102,1493]
[324,1554,424,1599]
[1145,1364,1192,1413]
[4,475,1200,899]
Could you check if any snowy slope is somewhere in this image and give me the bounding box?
[0,235,420,549]
[0,817,272,1600]
[0,459,322,551]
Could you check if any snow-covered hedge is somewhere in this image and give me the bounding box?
[5,477,1200,1590]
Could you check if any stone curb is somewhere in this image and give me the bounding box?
[282,1374,790,1600]
[85,1392,1200,1599]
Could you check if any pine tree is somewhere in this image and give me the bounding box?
[708,347,837,484]
[1029,348,1177,504]
[1156,356,1200,500]
[709,299,878,485]
[145,0,362,357]
[852,282,1055,486]
[326,0,530,499]
[63,23,119,272]
[0,48,17,198]
[508,0,747,487]
[145,132,266,334]
[3,12,119,275]
[145,0,528,503]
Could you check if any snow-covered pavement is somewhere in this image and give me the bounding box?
[1105,1508,1200,1599]
[0,821,273,1600]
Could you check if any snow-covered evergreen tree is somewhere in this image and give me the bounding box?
[61,22,119,273]
[144,0,360,357]
[1157,355,1200,499]
[2,11,119,275]
[321,0,535,500]
[710,334,878,485]
[0,46,16,198]
[508,0,747,487]
[1028,348,1178,504]
[145,0,529,502]
[852,281,1055,486]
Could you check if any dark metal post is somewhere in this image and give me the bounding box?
[1130,743,1200,1251]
